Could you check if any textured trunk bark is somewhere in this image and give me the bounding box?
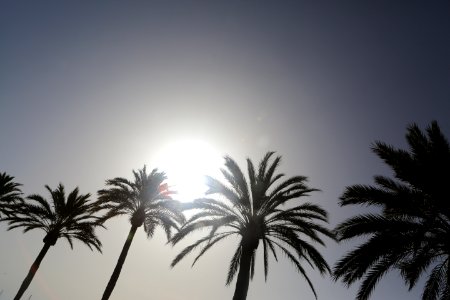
[232,246,253,300]
[14,242,51,300]
[101,225,138,300]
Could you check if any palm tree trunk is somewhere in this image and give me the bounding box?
[101,225,138,300]
[232,246,253,300]
[14,242,51,300]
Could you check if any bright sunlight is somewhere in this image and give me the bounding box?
[152,139,223,202]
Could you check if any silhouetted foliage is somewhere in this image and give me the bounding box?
[0,172,23,219]
[334,121,450,300]
[171,152,334,300]
[97,166,185,300]
[4,184,103,300]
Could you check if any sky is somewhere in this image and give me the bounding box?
[1,1,449,300]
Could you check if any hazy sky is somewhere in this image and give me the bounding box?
[1,1,449,300]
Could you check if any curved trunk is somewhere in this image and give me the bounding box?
[101,225,138,300]
[232,245,254,300]
[14,242,52,300]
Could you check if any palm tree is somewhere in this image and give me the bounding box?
[333,121,450,300]
[4,184,103,300]
[97,166,185,300]
[0,172,23,219]
[171,152,334,300]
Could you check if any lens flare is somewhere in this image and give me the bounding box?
[152,139,223,202]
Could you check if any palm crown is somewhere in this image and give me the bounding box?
[7,183,102,250]
[5,183,103,300]
[98,166,184,238]
[0,172,23,218]
[333,121,450,300]
[171,152,334,300]
[97,166,185,300]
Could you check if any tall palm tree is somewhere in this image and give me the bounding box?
[4,184,103,300]
[0,172,23,219]
[97,166,185,300]
[171,152,334,300]
[333,121,450,300]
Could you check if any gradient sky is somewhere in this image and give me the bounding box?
[1,1,450,300]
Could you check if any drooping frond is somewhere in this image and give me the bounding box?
[171,231,235,267]
[262,238,269,280]
[356,255,401,300]
[171,236,212,267]
[270,238,319,299]
[422,260,448,300]
[250,250,256,279]
[172,216,239,245]
[226,245,242,285]
[400,247,440,290]
[191,232,234,266]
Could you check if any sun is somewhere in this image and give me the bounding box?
[152,139,223,202]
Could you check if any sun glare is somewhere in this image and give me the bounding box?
[152,139,223,202]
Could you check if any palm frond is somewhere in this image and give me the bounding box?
[172,233,233,267]
[191,232,234,266]
[271,238,318,299]
[422,260,448,300]
[356,255,400,300]
[226,245,242,285]
[262,239,269,281]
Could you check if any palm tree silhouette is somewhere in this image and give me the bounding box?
[0,172,23,219]
[171,152,334,300]
[4,184,103,300]
[334,121,450,300]
[97,166,184,300]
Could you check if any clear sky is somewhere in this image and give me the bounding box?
[1,1,449,300]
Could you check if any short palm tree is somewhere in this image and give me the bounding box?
[0,172,23,218]
[97,166,185,300]
[334,121,450,300]
[171,152,334,300]
[4,184,103,300]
